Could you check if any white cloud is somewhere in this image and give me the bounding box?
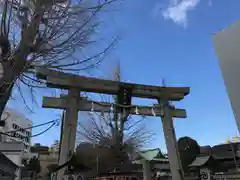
[208,0,212,6]
[161,0,200,27]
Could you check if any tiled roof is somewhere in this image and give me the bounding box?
[189,156,210,167]
[0,152,18,167]
[211,143,236,159]
[135,148,166,161]
[190,143,240,168]
[212,151,235,160]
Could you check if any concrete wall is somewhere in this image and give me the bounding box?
[37,153,58,180]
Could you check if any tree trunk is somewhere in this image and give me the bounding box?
[0,82,14,117]
[0,4,44,119]
[0,61,16,118]
[0,58,27,118]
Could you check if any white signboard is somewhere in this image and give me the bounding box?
[213,21,240,132]
[200,168,210,180]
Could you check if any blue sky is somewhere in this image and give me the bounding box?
[7,0,240,151]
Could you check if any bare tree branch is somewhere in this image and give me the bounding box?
[0,0,120,116]
[77,64,154,171]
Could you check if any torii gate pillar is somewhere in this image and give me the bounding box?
[160,100,184,180]
[57,89,79,180]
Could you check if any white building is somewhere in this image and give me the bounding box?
[213,21,240,133]
[0,107,33,152]
[225,136,240,144]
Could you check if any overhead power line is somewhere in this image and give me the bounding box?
[0,119,59,138]
[5,119,59,133]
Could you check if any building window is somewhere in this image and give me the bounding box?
[26,131,31,137]
[25,145,28,150]
[26,137,30,143]
[12,123,20,130]
[12,132,16,137]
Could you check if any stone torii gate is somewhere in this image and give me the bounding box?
[36,68,190,180]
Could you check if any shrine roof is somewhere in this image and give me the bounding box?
[134,148,167,162]
[189,155,210,167]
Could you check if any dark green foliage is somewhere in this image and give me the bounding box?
[74,140,133,174]
[24,156,41,174]
[178,136,200,173]
[46,164,58,173]
[68,153,92,173]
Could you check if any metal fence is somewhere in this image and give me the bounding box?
[212,174,240,180]
[184,173,240,180]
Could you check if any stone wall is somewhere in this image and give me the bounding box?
[37,153,58,180]
[213,173,240,180]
